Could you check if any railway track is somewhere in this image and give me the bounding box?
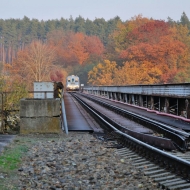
[69,92,190,189]
[96,131,190,190]
[77,92,190,151]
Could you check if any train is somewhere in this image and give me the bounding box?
[66,75,80,91]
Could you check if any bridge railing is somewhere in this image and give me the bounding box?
[83,84,190,120]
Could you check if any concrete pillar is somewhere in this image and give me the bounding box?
[109,92,112,99]
[106,91,108,97]
[20,99,62,134]
[150,96,154,110]
[116,93,119,101]
[120,93,124,102]
[125,94,128,103]
[139,95,143,107]
[165,98,169,113]
[131,95,135,104]
[113,93,116,100]
[120,93,122,101]
[129,95,132,104]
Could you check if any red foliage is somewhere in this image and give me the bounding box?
[120,39,186,64]
[47,31,104,66]
[118,19,188,84]
[126,20,170,45]
[85,35,104,56]
[50,70,64,82]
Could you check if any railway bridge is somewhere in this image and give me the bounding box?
[83,83,190,120]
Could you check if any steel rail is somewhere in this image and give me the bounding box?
[83,93,190,138]
[71,93,190,179]
[79,93,189,151]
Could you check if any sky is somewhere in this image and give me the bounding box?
[0,0,189,22]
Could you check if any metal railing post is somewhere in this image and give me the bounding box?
[61,90,68,134]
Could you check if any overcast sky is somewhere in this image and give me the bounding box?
[0,0,189,21]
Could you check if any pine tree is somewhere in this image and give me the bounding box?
[180,12,190,29]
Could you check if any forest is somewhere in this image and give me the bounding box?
[0,12,190,93]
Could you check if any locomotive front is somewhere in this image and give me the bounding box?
[66,75,80,91]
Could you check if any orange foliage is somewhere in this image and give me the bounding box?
[126,20,170,45]
[85,35,104,60]
[47,31,104,66]
[3,40,57,89]
[88,60,117,85]
[115,61,162,85]
[120,39,186,64]
[118,19,189,84]
[50,70,64,82]
[103,16,190,85]
[111,15,150,51]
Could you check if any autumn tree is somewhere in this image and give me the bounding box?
[170,24,190,82]
[47,30,104,67]
[100,16,190,85]
[110,15,150,52]
[88,60,117,85]
[50,70,64,82]
[4,40,57,89]
[129,20,170,43]
[85,35,104,62]
[117,19,188,84]
[105,15,150,65]
[114,61,162,85]
[49,68,68,87]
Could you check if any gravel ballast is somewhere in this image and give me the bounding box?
[16,132,159,190]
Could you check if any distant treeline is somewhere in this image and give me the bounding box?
[0,12,189,64]
[0,15,121,63]
[1,12,190,88]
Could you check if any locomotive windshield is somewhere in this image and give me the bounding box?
[66,75,80,91]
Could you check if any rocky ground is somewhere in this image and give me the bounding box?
[15,132,159,190]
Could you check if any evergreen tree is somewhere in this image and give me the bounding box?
[85,19,95,35]
[93,18,106,45]
[180,12,190,29]
[167,16,176,26]
[74,16,85,33]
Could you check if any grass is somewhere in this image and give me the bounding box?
[0,137,31,190]
[0,145,28,171]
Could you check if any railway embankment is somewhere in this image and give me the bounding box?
[0,132,159,189]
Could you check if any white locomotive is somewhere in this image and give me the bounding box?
[66,75,80,91]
